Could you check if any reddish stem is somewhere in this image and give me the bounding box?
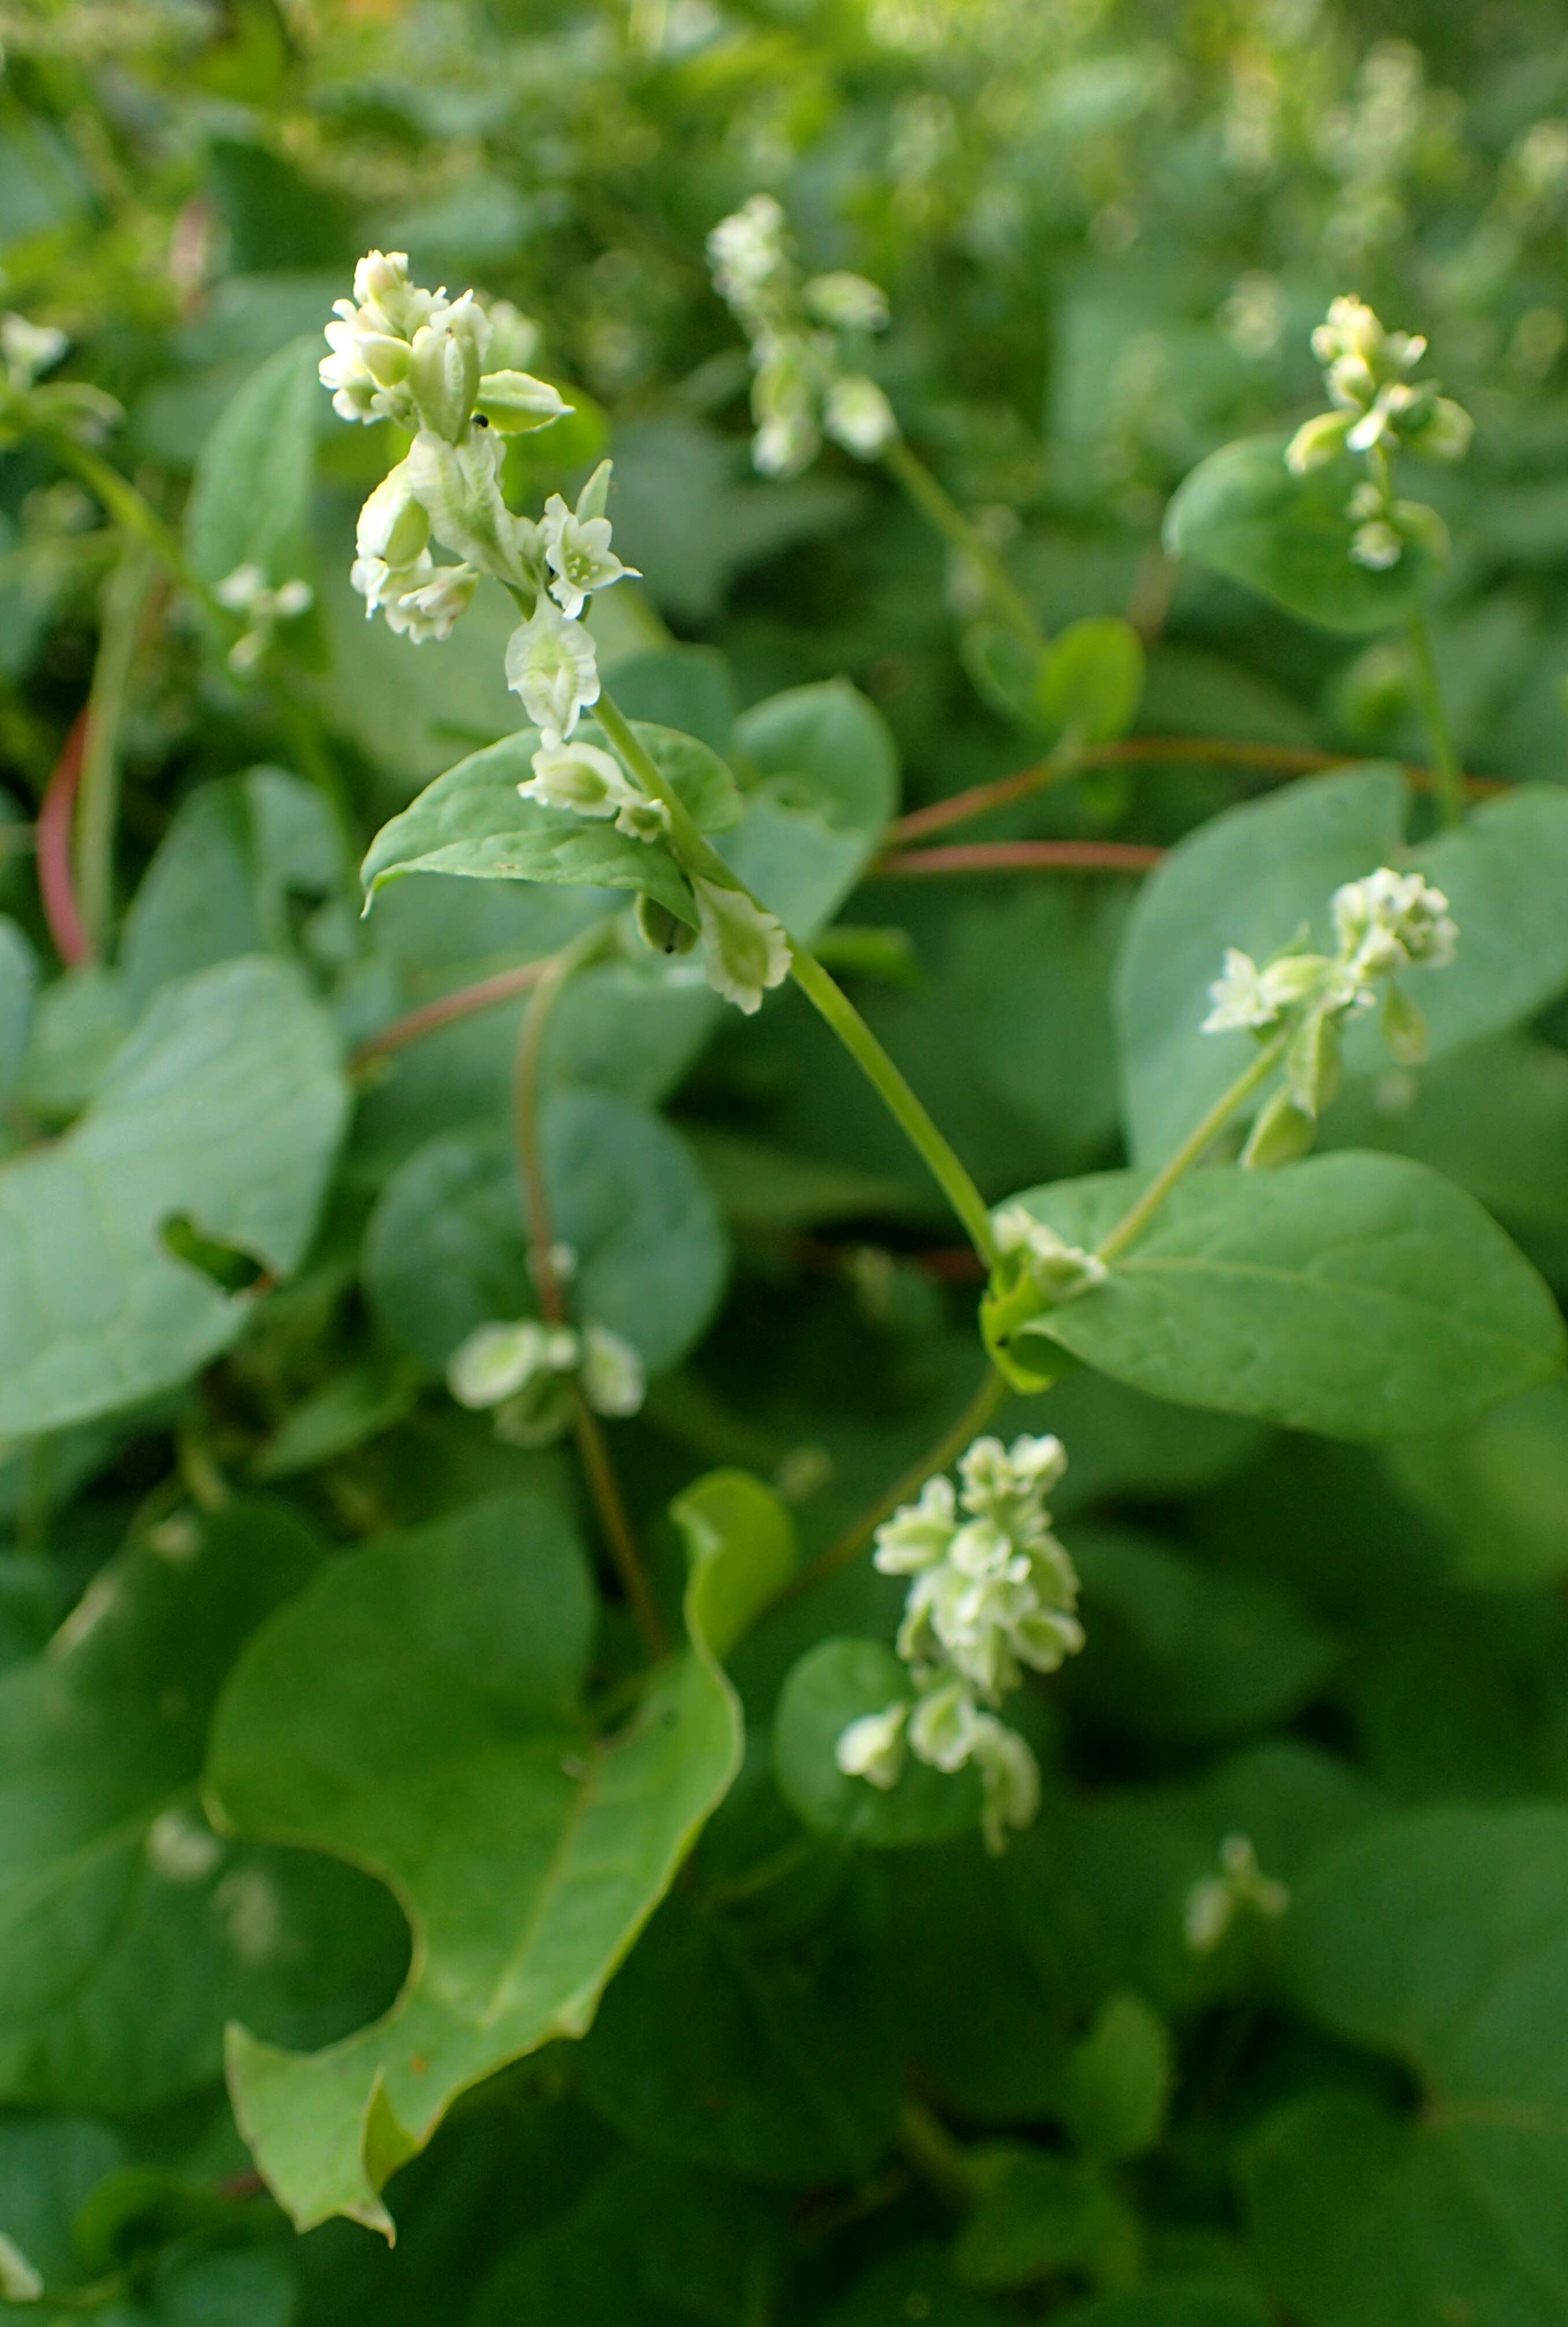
[37,710,92,966]
[349,957,552,1071]
[885,734,1502,849]
[873,839,1164,879]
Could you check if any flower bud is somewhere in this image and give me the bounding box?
[518,739,636,819]
[835,1702,908,1790]
[907,1680,980,1774]
[356,464,430,568]
[634,893,700,956]
[690,876,792,1014]
[504,603,600,746]
[1241,1088,1316,1169]
[804,272,890,333]
[447,1320,555,1409]
[1285,1005,1342,1117]
[1409,394,1473,461]
[1285,409,1353,474]
[582,1323,646,1418]
[823,373,899,459]
[473,370,571,433]
[409,313,482,444]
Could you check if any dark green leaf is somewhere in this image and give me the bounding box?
[1004,1155,1566,1439]
[0,958,347,1436]
[772,1637,982,1848]
[1036,617,1144,744]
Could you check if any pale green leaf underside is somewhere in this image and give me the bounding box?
[209,1483,794,2236]
[1163,434,1438,634]
[184,337,320,586]
[1116,769,1568,1165]
[0,957,346,1437]
[360,720,739,924]
[1005,1153,1565,1440]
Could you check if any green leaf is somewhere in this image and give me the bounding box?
[604,646,739,757]
[960,623,1046,730]
[0,2119,124,2295]
[210,1480,791,2234]
[1059,1992,1174,2163]
[1065,1527,1336,1741]
[1163,435,1438,634]
[1382,1381,1568,1590]
[0,914,35,1120]
[1116,770,1568,1165]
[1000,1154,1566,1440]
[0,1501,404,2112]
[184,337,320,586]
[1115,766,1406,1165]
[363,1087,728,1376]
[360,719,738,920]
[119,768,346,1009]
[577,1888,900,2183]
[772,1637,982,1848]
[1035,617,1144,744]
[953,2151,1140,2292]
[1244,1806,1568,2327]
[0,957,347,1436]
[822,2247,1004,2327]
[720,679,900,939]
[1053,2292,1269,2327]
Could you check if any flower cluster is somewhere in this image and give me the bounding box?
[1182,1833,1289,1956]
[447,1314,645,1446]
[326,252,791,1017]
[1285,296,1472,571]
[835,1432,1083,1853]
[1203,863,1458,1165]
[707,195,899,478]
[0,311,119,448]
[214,563,313,677]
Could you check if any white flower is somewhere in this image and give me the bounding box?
[405,428,534,585]
[1332,866,1458,977]
[473,368,571,433]
[823,372,898,459]
[215,562,265,614]
[449,1320,565,1408]
[1202,947,1276,1032]
[541,479,639,618]
[519,739,641,820]
[356,462,430,568]
[691,875,792,1013]
[582,1323,645,1418]
[1350,518,1403,570]
[1,313,66,385]
[353,551,476,642]
[216,564,313,674]
[835,1701,908,1789]
[505,602,600,746]
[804,272,890,333]
[408,290,490,442]
[907,1678,981,1772]
[708,194,794,330]
[1184,1833,1289,1954]
[873,1475,957,1574]
[990,1205,1107,1301]
[971,1716,1041,1855]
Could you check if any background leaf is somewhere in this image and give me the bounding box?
[183,337,320,586]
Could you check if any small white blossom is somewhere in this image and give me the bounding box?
[356,462,430,568]
[991,1205,1107,1301]
[352,551,476,642]
[823,372,899,458]
[405,427,535,586]
[834,1701,908,1789]
[804,272,890,333]
[1,313,66,386]
[907,1678,982,1772]
[473,368,571,433]
[582,1323,646,1418]
[872,1475,958,1574]
[505,602,601,746]
[1184,1833,1289,1955]
[1332,866,1458,978]
[519,738,641,820]
[541,470,639,617]
[971,1716,1041,1855]
[707,194,795,331]
[448,1320,566,1409]
[215,563,313,674]
[1203,947,1276,1032]
[691,876,792,1013]
[1350,519,1403,570]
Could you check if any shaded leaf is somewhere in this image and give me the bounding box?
[184,337,320,586]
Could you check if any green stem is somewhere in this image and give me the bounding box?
[1406,607,1464,830]
[897,2099,979,2209]
[75,538,150,952]
[45,431,210,608]
[881,438,1045,654]
[1095,1030,1289,1265]
[597,682,999,1267]
[787,945,999,1269]
[776,1362,1007,1611]
[512,920,667,1659]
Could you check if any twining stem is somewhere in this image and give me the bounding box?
[880,437,1045,655]
[351,956,552,1071]
[597,683,1000,1270]
[874,839,1163,880]
[36,711,91,965]
[1095,1029,1289,1265]
[776,1362,1007,1612]
[1406,607,1465,830]
[75,538,152,952]
[512,922,667,1657]
[787,945,999,1270]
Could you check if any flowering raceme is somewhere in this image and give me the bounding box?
[836,1431,1084,1852]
